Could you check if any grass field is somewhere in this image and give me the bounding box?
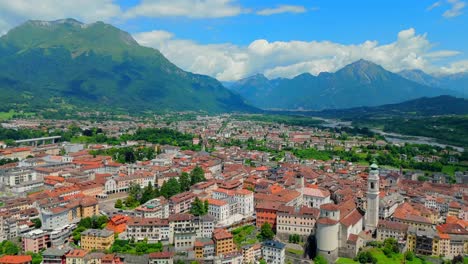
[232,225,258,247]
[286,248,304,256]
[0,110,35,121]
[337,248,427,264]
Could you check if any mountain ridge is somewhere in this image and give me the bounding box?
[0,19,256,114]
[230,60,461,110]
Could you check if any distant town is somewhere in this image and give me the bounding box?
[0,114,466,264]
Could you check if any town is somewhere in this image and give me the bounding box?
[0,114,466,264]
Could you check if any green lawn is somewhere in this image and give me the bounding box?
[336,258,358,264]
[286,248,304,256]
[367,248,424,264]
[232,225,258,247]
[0,110,35,121]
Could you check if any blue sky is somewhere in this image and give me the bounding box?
[0,0,467,80]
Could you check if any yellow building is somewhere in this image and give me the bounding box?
[213,229,235,256]
[81,229,114,251]
[67,198,99,222]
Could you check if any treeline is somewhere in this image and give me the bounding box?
[110,239,162,255]
[117,166,206,209]
[90,147,155,164]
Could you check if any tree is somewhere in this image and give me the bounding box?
[452,255,463,264]
[129,183,142,201]
[383,238,399,254]
[405,251,414,261]
[115,199,123,209]
[190,197,208,216]
[357,251,377,264]
[1,240,20,255]
[179,172,191,191]
[204,200,209,214]
[190,166,206,185]
[313,255,328,264]
[259,222,275,240]
[259,260,267,264]
[26,252,42,264]
[160,178,181,198]
[31,218,42,228]
[141,182,155,204]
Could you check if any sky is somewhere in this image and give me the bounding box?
[0,0,467,81]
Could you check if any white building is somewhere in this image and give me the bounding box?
[207,198,230,223]
[41,207,70,231]
[261,240,285,264]
[211,188,254,218]
[303,187,331,209]
[127,218,170,243]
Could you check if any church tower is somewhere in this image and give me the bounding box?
[365,163,380,231]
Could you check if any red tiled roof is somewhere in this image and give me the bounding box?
[0,255,32,264]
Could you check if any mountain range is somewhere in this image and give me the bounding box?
[399,69,468,96]
[229,60,465,110]
[0,19,255,113]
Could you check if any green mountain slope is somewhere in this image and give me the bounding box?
[230,60,459,110]
[0,19,255,113]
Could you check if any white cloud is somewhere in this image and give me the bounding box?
[427,0,466,18]
[427,1,442,10]
[134,28,465,81]
[443,0,466,17]
[440,60,468,74]
[124,0,245,19]
[256,5,307,16]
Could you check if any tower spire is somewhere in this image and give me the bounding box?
[365,162,380,231]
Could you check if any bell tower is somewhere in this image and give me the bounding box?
[365,163,380,231]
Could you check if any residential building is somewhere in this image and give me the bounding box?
[169,191,196,214]
[261,240,285,264]
[65,249,89,264]
[276,205,319,239]
[42,248,69,264]
[206,198,230,223]
[81,229,114,251]
[377,220,408,242]
[135,198,169,219]
[21,229,50,253]
[148,252,174,264]
[126,217,169,243]
[194,238,215,260]
[213,228,235,256]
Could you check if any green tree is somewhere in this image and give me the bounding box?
[26,252,43,264]
[190,166,206,185]
[259,222,275,240]
[405,251,414,261]
[115,199,123,209]
[190,197,208,216]
[160,178,181,198]
[179,172,191,191]
[259,260,267,264]
[141,182,155,204]
[1,240,20,255]
[31,218,42,228]
[204,199,209,215]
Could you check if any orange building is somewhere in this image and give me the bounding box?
[106,215,130,234]
[213,229,235,256]
[255,201,282,229]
